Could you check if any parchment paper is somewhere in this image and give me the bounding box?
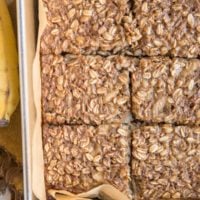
[32,0,46,199]
[32,1,130,200]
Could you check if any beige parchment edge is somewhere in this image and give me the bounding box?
[32,0,47,199]
[48,184,130,200]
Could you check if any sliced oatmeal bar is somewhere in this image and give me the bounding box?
[40,0,141,55]
[131,57,200,125]
[43,124,132,198]
[42,55,137,125]
[132,124,200,199]
[132,0,200,57]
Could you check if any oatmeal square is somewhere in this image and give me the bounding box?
[42,55,136,125]
[133,0,200,57]
[132,124,200,199]
[131,57,200,125]
[43,124,131,198]
[41,0,141,55]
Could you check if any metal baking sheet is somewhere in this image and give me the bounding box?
[17,0,37,199]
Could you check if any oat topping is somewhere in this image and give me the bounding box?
[132,124,200,199]
[42,54,137,125]
[43,124,131,197]
[133,0,200,57]
[131,57,200,125]
[41,0,141,55]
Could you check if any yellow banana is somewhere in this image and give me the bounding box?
[0,0,19,127]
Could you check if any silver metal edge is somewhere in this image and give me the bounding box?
[16,0,36,199]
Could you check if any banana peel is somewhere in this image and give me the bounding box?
[0,106,22,163]
[0,0,19,127]
[0,1,23,199]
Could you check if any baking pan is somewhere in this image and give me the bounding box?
[17,0,37,199]
[17,0,200,199]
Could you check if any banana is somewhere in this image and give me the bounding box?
[0,0,19,127]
